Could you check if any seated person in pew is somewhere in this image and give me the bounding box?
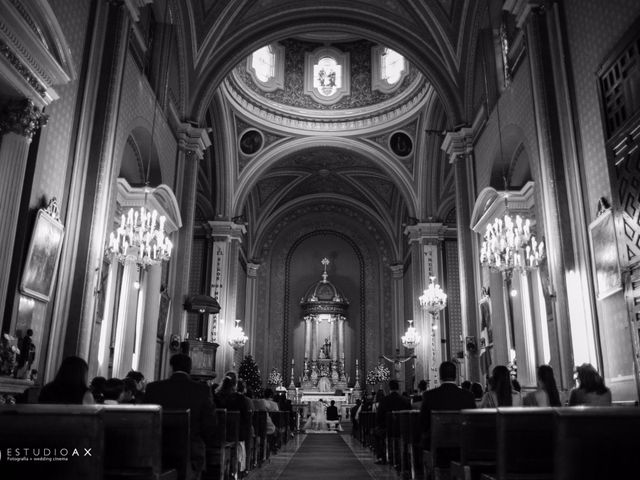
[419,361,475,448]
[216,373,252,475]
[144,353,217,480]
[102,377,125,404]
[375,379,411,464]
[569,363,612,406]
[470,382,484,407]
[479,365,521,408]
[39,356,95,405]
[412,380,428,409]
[523,365,561,407]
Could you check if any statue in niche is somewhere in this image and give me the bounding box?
[319,338,331,359]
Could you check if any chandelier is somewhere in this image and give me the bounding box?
[108,206,173,266]
[419,277,447,314]
[479,199,544,273]
[228,319,248,349]
[401,319,421,349]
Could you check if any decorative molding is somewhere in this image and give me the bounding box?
[207,220,246,242]
[116,178,183,233]
[176,122,211,159]
[247,262,260,278]
[470,181,536,234]
[0,97,47,140]
[405,222,449,243]
[441,127,474,163]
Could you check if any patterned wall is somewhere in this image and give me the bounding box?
[564,0,640,401]
[445,240,463,358]
[29,0,91,213]
[564,0,640,221]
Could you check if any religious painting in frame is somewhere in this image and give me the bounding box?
[588,209,622,299]
[20,201,65,302]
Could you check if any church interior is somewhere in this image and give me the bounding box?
[2,0,640,478]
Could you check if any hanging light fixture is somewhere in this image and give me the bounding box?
[401,319,421,349]
[419,277,447,314]
[479,197,544,273]
[228,319,248,350]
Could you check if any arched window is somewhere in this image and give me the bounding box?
[381,48,405,85]
[246,43,284,92]
[251,45,275,83]
[372,45,409,93]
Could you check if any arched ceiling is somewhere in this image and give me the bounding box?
[178,0,478,260]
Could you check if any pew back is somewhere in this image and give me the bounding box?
[0,404,104,480]
[554,407,640,480]
[101,404,163,478]
[162,409,191,480]
[497,407,555,478]
[460,408,497,465]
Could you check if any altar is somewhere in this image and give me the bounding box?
[298,258,350,394]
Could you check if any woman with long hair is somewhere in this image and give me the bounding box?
[39,356,94,404]
[480,365,521,407]
[569,363,611,406]
[524,364,562,407]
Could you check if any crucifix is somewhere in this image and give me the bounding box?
[380,348,416,380]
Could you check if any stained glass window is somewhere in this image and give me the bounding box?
[313,56,342,97]
[381,48,405,85]
[251,45,275,83]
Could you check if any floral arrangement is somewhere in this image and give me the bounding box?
[267,367,283,386]
[366,363,391,385]
[0,334,20,376]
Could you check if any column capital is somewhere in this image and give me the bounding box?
[441,128,474,164]
[0,98,48,141]
[176,122,211,159]
[404,222,448,244]
[247,262,260,277]
[390,263,404,279]
[503,0,545,29]
[208,220,246,242]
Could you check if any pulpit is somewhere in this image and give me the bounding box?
[184,339,218,379]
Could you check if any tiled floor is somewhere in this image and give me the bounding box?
[246,431,400,480]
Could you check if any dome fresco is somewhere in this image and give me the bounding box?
[233,38,421,111]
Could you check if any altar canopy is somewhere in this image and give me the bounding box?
[299,258,349,393]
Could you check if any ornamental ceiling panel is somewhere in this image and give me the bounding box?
[233,38,420,111]
[256,175,300,205]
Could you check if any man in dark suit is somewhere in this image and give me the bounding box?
[326,400,342,431]
[144,354,216,480]
[419,361,475,448]
[375,379,411,464]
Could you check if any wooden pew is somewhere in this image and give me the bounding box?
[101,404,176,480]
[161,409,190,480]
[204,409,228,480]
[396,410,420,479]
[386,411,401,468]
[225,410,241,479]
[423,411,462,480]
[0,404,104,480]
[479,407,555,480]
[407,410,423,480]
[450,408,497,480]
[554,406,640,480]
[252,410,268,467]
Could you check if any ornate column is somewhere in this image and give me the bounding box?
[169,123,210,352]
[311,317,318,361]
[137,263,162,380]
[405,223,447,387]
[0,99,47,320]
[514,2,575,388]
[96,260,119,378]
[330,317,337,361]
[390,264,405,352]
[208,221,245,375]
[244,262,260,355]
[304,315,312,360]
[112,257,139,378]
[442,128,480,381]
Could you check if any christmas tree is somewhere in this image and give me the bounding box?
[238,354,263,397]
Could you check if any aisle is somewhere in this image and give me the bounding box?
[248,432,398,480]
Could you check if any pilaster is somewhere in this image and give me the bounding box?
[0,99,47,323]
[442,128,480,381]
[112,257,139,378]
[405,223,447,387]
[208,221,245,375]
[138,263,162,380]
[390,264,405,356]
[244,262,260,355]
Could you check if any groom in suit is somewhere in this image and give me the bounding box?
[419,361,475,448]
[144,354,217,480]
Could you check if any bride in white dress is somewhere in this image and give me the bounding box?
[303,400,328,431]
